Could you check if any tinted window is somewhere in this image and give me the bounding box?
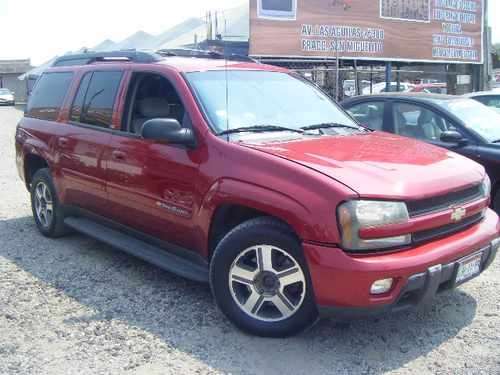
[485,97,500,109]
[474,96,500,109]
[392,102,453,141]
[70,73,92,122]
[346,102,385,130]
[27,72,73,121]
[77,71,122,128]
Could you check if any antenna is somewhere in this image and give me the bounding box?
[224,38,230,141]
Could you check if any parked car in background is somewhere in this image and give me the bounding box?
[362,81,413,95]
[464,89,500,113]
[342,93,500,213]
[16,51,499,337]
[343,79,370,97]
[0,88,15,105]
[409,83,447,94]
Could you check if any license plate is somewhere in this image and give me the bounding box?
[455,253,483,284]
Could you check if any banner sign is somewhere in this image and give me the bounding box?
[249,0,484,64]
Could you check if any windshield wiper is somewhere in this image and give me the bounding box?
[219,125,304,136]
[300,122,365,132]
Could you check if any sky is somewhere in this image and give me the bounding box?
[0,0,499,66]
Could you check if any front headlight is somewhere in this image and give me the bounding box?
[480,175,491,199]
[337,200,411,251]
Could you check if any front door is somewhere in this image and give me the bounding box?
[390,101,478,160]
[105,71,203,251]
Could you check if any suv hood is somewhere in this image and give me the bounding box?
[243,132,484,200]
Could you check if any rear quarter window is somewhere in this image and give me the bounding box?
[26,72,74,121]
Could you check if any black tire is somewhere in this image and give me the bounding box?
[30,168,67,237]
[494,189,500,215]
[210,217,318,337]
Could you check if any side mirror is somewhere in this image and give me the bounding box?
[141,118,195,148]
[440,130,468,146]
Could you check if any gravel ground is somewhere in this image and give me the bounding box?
[0,106,499,375]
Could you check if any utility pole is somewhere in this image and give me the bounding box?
[385,62,392,92]
[335,38,340,100]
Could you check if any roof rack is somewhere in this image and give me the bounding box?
[52,50,163,67]
[156,48,258,63]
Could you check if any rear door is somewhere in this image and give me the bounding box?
[56,69,124,216]
[344,100,389,131]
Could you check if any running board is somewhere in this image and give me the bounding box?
[64,217,209,283]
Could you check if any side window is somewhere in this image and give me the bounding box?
[484,97,500,109]
[70,71,123,128]
[26,72,74,121]
[122,73,186,135]
[346,102,385,131]
[70,73,92,122]
[392,103,453,141]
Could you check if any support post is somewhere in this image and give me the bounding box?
[385,62,392,92]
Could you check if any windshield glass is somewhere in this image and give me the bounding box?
[186,70,358,134]
[436,98,500,143]
[0,89,10,94]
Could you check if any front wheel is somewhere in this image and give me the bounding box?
[210,217,318,337]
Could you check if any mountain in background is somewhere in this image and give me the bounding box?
[91,4,248,52]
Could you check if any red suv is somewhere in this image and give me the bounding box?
[15,51,499,337]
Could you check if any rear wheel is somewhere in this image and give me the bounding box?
[210,217,318,337]
[30,168,67,237]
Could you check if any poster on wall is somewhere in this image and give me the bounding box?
[249,0,484,64]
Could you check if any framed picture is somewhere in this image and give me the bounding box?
[258,0,297,21]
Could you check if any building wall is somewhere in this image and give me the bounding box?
[0,74,27,103]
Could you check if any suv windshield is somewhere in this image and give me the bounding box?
[0,89,10,94]
[186,70,359,135]
[436,98,500,143]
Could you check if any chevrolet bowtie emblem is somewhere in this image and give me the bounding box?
[451,207,466,222]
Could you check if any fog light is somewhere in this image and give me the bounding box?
[370,278,394,295]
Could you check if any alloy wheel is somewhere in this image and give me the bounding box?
[34,181,54,229]
[228,245,306,322]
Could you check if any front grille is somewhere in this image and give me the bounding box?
[412,212,483,244]
[407,184,482,217]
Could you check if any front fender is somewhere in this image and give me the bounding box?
[196,177,339,257]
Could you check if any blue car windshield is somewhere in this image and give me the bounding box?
[436,98,500,143]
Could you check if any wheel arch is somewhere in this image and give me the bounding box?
[201,178,312,259]
[24,153,50,189]
[208,204,298,259]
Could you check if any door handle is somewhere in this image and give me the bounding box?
[58,137,69,148]
[111,150,126,161]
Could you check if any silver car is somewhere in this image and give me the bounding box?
[0,88,15,105]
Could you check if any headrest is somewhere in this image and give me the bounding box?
[418,110,433,125]
[137,98,170,118]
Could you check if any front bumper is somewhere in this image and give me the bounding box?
[303,209,500,318]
